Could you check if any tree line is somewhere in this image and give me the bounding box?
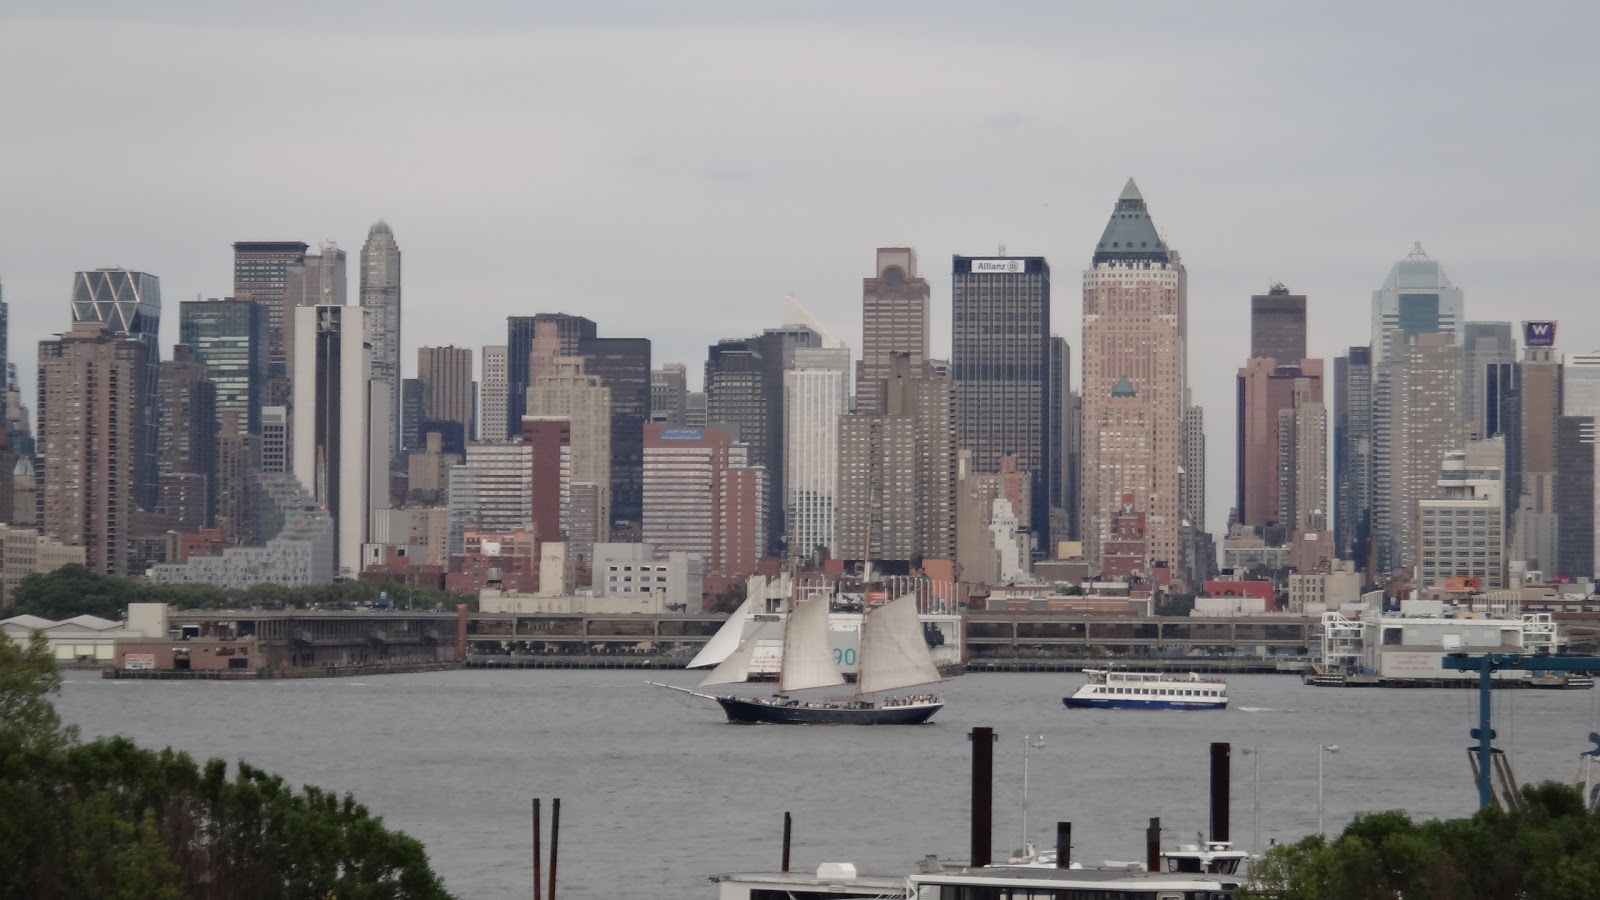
[3,565,476,621]
[1243,781,1600,899]
[0,632,454,899]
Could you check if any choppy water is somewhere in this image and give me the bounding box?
[56,670,1600,899]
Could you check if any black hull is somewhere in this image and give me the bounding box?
[715,696,942,725]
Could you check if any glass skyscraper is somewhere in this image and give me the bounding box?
[952,254,1052,546]
[180,298,268,435]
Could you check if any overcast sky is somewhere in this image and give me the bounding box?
[3,2,1596,536]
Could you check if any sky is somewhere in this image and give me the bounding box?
[2,1,1597,538]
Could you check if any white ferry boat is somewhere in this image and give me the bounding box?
[1064,669,1228,710]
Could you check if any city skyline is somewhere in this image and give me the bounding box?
[2,4,1598,539]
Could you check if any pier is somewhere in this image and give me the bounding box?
[153,609,1319,675]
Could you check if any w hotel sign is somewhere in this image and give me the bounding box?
[1523,321,1558,348]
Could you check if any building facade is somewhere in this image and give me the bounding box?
[1382,332,1465,572]
[1079,180,1186,579]
[179,298,267,436]
[37,323,149,575]
[836,353,955,564]
[526,358,612,559]
[291,305,390,576]
[953,254,1052,549]
[417,345,475,441]
[1250,284,1308,365]
[1416,439,1506,589]
[232,241,308,408]
[784,357,848,558]
[651,363,688,424]
[70,268,162,509]
[858,248,930,416]
[360,222,402,459]
[156,346,219,532]
[1333,347,1373,565]
[479,345,509,442]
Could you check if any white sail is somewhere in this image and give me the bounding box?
[687,596,753,669]
[779,597,846,693]
[855,594,941,695]
[698,623,769,687]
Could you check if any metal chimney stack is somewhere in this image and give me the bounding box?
[969,727,996,867]
[1209,742,1231,844]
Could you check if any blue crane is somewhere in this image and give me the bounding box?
[1440,652,1600,809]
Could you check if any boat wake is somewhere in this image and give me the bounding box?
[1237,705,1295,713]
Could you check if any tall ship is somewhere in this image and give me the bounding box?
[1306,592,1593,688]
[653,593,944,725]
[682,575,964,680]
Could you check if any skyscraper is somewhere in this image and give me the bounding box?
[706,327,819,555]
[651,363,688,424]
[1236,359,1323,531]
[180,298,267,436]
[837,354,954,564]
[1276,375,1328,533]
[1462,321,1515,439]
[1079,180,1186,578]
[526,358,612,559]
[578,334,651,541]
[417,346,475,441]
[1383,332,1465,572]
[70,268,162,509]
[1250,284,1308,365]
[233,241,309,407]
[857,248,930,416]
[785,348,849,558]
[292,305,391,576]
[643,424,764,583]
[480,345,509,442]
[506,314,595,437]
[156,346,219,532]
[1333,347,1373,564]
[37,323,149,574]
[1555,416,1596,579]
[1513,323,1561,574]
[952,254,1052,549]
[360,222,402,458]
[278,245,347,421]
[1369,245,1464,573]
[215,412,262,546]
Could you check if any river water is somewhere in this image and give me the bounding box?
[56,669,1600,899]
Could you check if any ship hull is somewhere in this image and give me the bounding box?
[716,696,942,725]
[1063,697,1227,711]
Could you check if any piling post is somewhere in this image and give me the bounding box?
[1055,822,1070,869]
[1145,817,1161,873]
[970,726,996,867]
[782,812,792,872]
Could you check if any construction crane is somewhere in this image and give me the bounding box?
[1441,652,1600,809]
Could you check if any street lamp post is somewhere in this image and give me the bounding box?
[1021,734,1046,858]
[1240,747,1261,857]
[1318,744,1340,838]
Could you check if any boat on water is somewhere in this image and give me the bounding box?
[651,593,944,725]
[1063,668,1229,710]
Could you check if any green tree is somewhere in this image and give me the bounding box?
[1244,782,1600,900]
[0,631,455,899]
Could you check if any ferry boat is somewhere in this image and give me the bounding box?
[1063,668,1228,710]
